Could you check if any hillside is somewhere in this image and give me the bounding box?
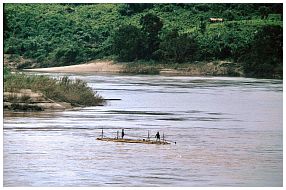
[3,3,283,78]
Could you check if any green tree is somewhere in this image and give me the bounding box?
[113,25,144,61]
[53,45,82,65]
[241,25,282,78]
[159,29,198,63]
[194,4,210,12]
[271,4,283,20]
[3,5,9,39]
[128,3,153,13]
[140,13,163,59]
[118,3,153,16]
[223,9,236,21]
[4,66,11,79]
[198,17,207,34]
[259,6,270,19]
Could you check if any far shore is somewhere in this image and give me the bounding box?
[23,60,243,77]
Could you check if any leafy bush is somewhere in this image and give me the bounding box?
[4,73,105,106]
[113,25,144,61]
[123,62,160,74]
[4,66,11,77]
[118,3,153,16]
[240,25,282,78]
[158,29,198,63]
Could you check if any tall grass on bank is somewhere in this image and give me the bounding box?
[122,62,160,74]
[122,61,242,76]
[4,73,105,106]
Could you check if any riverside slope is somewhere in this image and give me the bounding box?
[4,89,72,111]
[24,60,123,73]
[24,60,243,76]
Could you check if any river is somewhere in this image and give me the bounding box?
[3,73,283,186]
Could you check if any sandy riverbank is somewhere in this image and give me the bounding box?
[23,59,242,76]
[4,89,73,111]
[24,60,124,73]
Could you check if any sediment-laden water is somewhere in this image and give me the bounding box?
[4,74,283,186]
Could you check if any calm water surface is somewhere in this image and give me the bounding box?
[4,74,283,186]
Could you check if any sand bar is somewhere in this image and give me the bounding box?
[24,60,124,73]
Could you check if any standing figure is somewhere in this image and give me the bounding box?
[155,131,160,141]
[122,129,125,139]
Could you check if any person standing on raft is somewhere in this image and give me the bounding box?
[155,131,160,141]
[122,129,125,139]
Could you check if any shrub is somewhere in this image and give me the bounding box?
[4,66,11,76]
[113,25,144,61]
[123,62,160,74]
[241,25,282,78]
[4,73,105,106]
[159,29,198,63]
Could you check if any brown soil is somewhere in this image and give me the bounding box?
[24,60,124,73]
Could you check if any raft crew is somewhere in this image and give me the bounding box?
[155,131,160,141]
[98,129,174,144]
[122,129,125,139]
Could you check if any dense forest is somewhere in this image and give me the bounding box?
[3,3,283,78]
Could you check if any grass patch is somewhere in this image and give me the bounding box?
[4,73,105,107]
[122,62,161,74]
[121,60,242,76]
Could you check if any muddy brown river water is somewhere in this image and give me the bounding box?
[4,73,283,186]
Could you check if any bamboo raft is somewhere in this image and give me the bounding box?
[96,137,170,145]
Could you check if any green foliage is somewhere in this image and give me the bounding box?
[113,13,164,61]
[158,30,198,63]
[53,45,83,65]
[140,13,163,59]
[123,62,160,75]
[118,3,153,16]
[223,10,236,21]
[198,19,207,34]
[4,4,122,67]
[3,6,9,39]
[113,25,144,61]
[4,66,11,77]
[4,73,105,106]
[240,25,282,78]
[4,3,283,78]
[259,6,271,19]
[140,13,163,36]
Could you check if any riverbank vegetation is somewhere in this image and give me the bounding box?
[122,60,242,76]
[4,3,283,78]
[4,67,105,107]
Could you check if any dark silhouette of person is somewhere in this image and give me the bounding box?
[155,131,160,141]
[122,129,125,139]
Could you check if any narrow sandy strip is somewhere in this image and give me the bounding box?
[24,60,124,73]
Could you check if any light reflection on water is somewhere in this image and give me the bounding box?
[4,74,282,186]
